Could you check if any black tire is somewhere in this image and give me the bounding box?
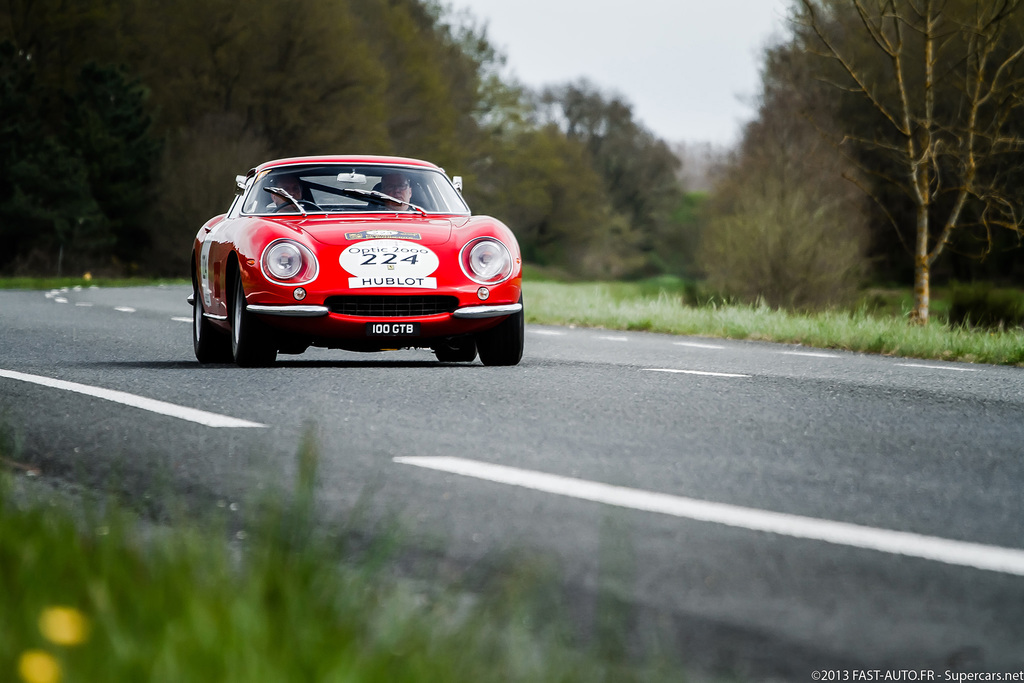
[231,276,278,367]
[433,337,477,363]
[476,298,524,366]
[193,282,233,363]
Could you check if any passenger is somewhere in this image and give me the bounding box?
[379,173,413,211]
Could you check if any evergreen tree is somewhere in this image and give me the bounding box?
[63,63,161,262]
[0,41,104,273]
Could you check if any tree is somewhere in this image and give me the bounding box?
[701,36,870,309]
[0,0,694,278]
[145,114,272,277]
[796,0,1024,323]
[64,63,161,263]
[702,175,869,308]
[118,0,389,156]
[470,125,643,277]
[0,42,108,274]
[537,82,684,274]
[358,0,488,168]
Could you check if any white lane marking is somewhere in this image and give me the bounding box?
[75,302,94,307]
[395,456,1024,577]
[898,363,978,373]
[645,368,750,378]
[171,317,192,323]
[530,330,566,336]
[114,307,136,313]
[674,341,725,350]
[599,336,628,342]
[0,369,266,428]
[782,351,839,358]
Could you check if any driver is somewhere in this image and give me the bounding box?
[267,174,305,211]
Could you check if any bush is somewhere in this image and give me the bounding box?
[947,281,1024,329]
[700,177,869,310]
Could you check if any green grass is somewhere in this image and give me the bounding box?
[0,277,188,290]
[523,279,1024,366]
[1,436,682,683]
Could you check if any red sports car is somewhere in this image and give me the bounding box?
[190,155,523,366]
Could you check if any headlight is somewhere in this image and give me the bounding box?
[261,239,318,283]
[266,242,301,279]
[460,238,513,284]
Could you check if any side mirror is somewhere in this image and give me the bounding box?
[234,175,247,196]
[452,176,463,193]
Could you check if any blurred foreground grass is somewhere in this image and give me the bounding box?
[1,433,682,683]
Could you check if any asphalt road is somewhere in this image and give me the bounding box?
[2,285,1024,680]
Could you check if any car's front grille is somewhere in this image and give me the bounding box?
[326,295,459,317]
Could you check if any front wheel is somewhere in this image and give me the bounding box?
[231,276,277,367]
[476,298,524,366]
[193,282,232,363]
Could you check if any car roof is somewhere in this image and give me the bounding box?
[252,155,443,175]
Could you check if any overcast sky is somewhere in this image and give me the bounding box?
[449,0,793,147]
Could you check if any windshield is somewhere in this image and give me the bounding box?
[240,164,470,216]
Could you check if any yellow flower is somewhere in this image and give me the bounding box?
[18,650,61,683]
[39,607,89,646]
[82,272,92,281]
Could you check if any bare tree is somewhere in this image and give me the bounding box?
[798,0,1024,323]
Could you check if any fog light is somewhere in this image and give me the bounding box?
[477,287,490,300]
[294,287,307,301]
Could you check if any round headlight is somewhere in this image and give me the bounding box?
[462,238,512,284]
[265,242,302,279]
[261,240,318,283]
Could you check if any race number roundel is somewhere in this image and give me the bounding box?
[339,239,441,289]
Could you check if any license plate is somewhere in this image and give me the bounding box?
[366,322,420,336]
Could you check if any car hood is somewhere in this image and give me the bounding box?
[303,217,454,246]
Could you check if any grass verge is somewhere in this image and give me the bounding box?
[523,279,1024,366]
[0,277,188,290]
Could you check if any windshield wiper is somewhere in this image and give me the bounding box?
[264,187,307,216]
[338,188,427,216]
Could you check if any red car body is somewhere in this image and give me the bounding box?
[190,155,523,366]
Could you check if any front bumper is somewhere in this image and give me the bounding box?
[245,302,522,319]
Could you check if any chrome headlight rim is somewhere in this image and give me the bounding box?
[260,239,319,284]
[459,237,513,285]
